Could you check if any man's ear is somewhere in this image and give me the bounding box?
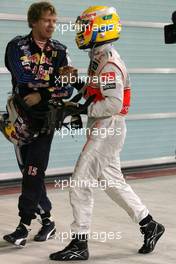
[31,22,37,29]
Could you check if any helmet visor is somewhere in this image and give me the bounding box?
[74,16,93,34]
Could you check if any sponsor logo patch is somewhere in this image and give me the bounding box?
[101,72,116,90]
[103,83,116,90]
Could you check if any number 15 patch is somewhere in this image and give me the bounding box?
[101,72,116,90]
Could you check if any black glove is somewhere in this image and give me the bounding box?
[64,94,96,116]
[70,92,83,103]
[54,95,93,130]
[72,79,85,91]
[70,115,83,129]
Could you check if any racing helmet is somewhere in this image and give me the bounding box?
[75,6,122,49]
[0,96,40,146]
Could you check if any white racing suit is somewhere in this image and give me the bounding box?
[70,43,149,234]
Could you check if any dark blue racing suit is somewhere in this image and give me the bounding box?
[5,32,73,225]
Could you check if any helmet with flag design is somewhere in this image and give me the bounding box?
[75,6,121,49]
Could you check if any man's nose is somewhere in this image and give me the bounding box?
[49,21,56,28]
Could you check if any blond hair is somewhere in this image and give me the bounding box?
[27,1,57,28]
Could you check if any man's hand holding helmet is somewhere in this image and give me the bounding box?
[24,92,41,107]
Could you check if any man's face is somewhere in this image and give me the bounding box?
[32,10,57,40]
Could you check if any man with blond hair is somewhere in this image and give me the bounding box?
[3,1,74,247]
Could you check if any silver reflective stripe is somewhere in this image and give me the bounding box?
[121,156,176,168]
[0,155,175,180]
[127,113,176,120]
[129,68,176,74]
[78,68,176,74]
[0,13,168,29]
[2,67,176,75]
[80,113,176,123]
[122,20,166,28]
